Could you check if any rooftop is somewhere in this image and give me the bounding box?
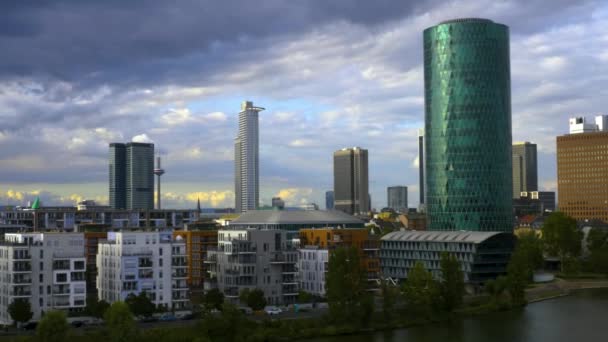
[381,230,508,244]
[439,18,494,25]
[230,210,363,226]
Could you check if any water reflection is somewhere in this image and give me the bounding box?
[310,289,608,342]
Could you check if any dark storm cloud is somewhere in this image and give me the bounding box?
[0,0,437,86]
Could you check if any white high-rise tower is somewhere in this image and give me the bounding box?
[235,101,264,213]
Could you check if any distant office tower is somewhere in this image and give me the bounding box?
[109,143,127,209]
[235,101,264,213]
[325,191,334,210]
[518,191,556,213]
[272,197,285,209]
[333,147,369,215]
[109,142,154,210]
[568,115,608,134]
[424,18,513,232]
[558,115,608,222]
[126,142,154,210]
[387,186,408,213]
[512,142,538,198]
[418,129,426,206]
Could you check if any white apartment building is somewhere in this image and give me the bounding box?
[206,229,298,306]
[298,247,329,297]
[0,233,86,325]
[96,231,189,311]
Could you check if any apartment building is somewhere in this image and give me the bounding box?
[206,229,298,306]
[0,207,198,231]
[298,228,380,296]
[172,229,218,290]
[96,231,189,311]
[0,233,86,325]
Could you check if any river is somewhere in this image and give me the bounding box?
[309,289,608,342]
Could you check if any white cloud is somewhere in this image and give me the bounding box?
[132,133,154,143]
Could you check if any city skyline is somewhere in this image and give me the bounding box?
[1,1,607,209]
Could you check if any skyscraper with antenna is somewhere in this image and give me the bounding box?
[154,156,165,209]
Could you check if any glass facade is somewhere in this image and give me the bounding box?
[424,18,513,232]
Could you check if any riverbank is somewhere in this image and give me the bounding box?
[4,278,608,342]
[525,277,608,303]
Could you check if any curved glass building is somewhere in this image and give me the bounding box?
[423,18,513,232]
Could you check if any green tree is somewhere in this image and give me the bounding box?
[36,310,69,342]
[485,275,508,299]
[203,288,224,311]
[85,297,110,319]
[297,290,313,303]
[401,261,440,319]
[198,303,252,342]
[104,301,138,342]
[238,288,250,307]
[246,289,267,311]
[380,278,398,320]
[125,292,155,317]
[541,212,583,272]
[8,298,33,326]
[506,251,528,306]
[326,246,368,324]
[439,253,465,312]
[587,228,608,274]
[517,231,544,278]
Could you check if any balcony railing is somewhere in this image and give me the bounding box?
[12,277,32,284]
[172,270,188,278]
[13,262,32,272]
[12,289,32,297]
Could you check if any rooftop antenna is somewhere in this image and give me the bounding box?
[153,155,165,209]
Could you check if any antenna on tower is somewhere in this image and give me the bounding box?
[153,155,165,209]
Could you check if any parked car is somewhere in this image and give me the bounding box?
[70,320,84,328]
[180,313,195,320]
[140,316,158,323]
[264,306,282,315]
[239,307,253,315]
[159,313,177,321]
[21,322,38,330]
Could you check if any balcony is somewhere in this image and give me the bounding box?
[53,299,71,308]
[138,258,153,268]
[12,276,32,284]
[203,254,217,263]
[12,251,31,260]
[53,286,71,296]
[270,253,289,264]
[12,288,32,297]
[172,270,188,279]
[13,261,32,272]
[172,257,187,267]
[224,287,239,298]
[52,260,71,270]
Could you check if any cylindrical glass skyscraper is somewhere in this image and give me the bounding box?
[424,18,513,232]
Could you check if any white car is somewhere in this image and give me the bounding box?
[264,306,282,315]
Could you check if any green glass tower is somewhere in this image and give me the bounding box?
[424,18,513,232]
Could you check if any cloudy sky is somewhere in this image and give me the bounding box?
[1,0,607,209]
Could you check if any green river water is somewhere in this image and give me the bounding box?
[309,289,608,342]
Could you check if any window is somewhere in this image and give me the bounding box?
[40,250,43,258]
[39,274,43,282]
[56,273,67,282]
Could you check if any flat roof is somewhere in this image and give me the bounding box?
[381,230,509,244]
[230,210,364,226]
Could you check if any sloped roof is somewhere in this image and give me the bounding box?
[230,210,363,226]
[381,230,509,244]
[31,197,40,210]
